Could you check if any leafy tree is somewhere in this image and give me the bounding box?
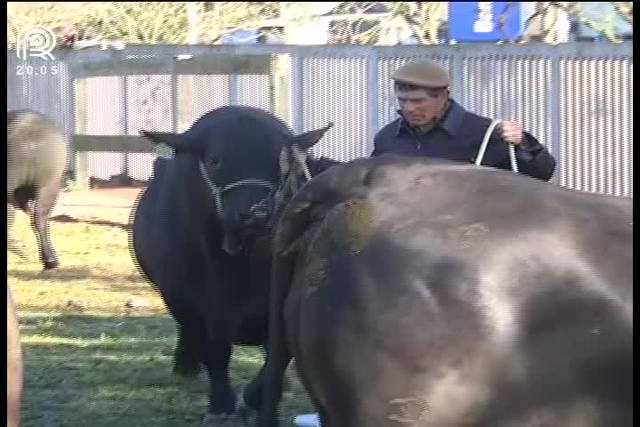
[7,1,633,48]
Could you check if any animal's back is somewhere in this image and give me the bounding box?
[282,157,632,426]
[7,110,67,195]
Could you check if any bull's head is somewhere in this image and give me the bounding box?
[140,118,332,256]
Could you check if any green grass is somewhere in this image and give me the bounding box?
[8,191,315,427]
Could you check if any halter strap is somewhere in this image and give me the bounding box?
[198,160,275,218]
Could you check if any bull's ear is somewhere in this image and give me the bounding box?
[139,131,193,153]
[291,122,333,151]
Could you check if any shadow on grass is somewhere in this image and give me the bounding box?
[19,314,314,427]
[51,214,131,230]
[20,314,257,427]
[8,266,146,285]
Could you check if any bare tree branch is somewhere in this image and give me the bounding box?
[612,2,633,23]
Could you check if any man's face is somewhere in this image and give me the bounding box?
[395,87,448,127]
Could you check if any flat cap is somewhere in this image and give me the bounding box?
[392,60,450,88]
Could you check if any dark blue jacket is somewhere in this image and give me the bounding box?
[372,100,556,181]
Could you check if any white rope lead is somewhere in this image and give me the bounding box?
[475,119,519,173]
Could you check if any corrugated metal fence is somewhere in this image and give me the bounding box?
[7,43,633,197]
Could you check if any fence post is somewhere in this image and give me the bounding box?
[229,74,239,106]
[122,75,129,182]
[291,51,304,134]
[272,54,292,127]
[366,50,379,155]
[451,51,465,108]
[171,58,179,133]
[549,54,561,185]
[73,78,90,189]
[74,148,89,189]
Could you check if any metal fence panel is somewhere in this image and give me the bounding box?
[301,56,368,161]
[126,75,173,181]
[559,56,633,197]
[178,75,230,131]
[237,74,271,110]
[82,76,125,181]
[6,44,633,197]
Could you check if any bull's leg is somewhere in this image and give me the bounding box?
[160,298,204,379]
[30,182,61,270]
[244,346,292,411]
[201,339,237,423]
[173,323,203,378]
[243,346,267,410]
[256,345,291,427]
[256,298,293,426]
[256,252,296,427]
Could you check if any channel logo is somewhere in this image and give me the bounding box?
[16,25,57,61]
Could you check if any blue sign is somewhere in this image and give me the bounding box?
[221,29,260,45]
[448,2,525,42]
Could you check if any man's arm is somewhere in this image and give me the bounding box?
[511,132,556,181]
[494,120,556,181]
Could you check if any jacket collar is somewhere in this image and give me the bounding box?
[395,99,467,137]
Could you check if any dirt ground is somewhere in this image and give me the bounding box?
[56,187,144,210]
[48,186,145,229]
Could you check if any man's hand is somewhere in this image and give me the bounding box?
[497,120,524,145]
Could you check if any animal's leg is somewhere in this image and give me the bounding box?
[243,346,267,410]
[256,308,293,426]
[30,182,61,270]
[201,339,237,419]
[256,349,291,427]
[7,204,29,261]
[244,345,292,411]
[173,319,204,379]
[158,297,204,379]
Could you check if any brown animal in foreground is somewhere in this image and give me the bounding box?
[8,287,24,427]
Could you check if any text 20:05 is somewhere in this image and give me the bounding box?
[16,65,59,76]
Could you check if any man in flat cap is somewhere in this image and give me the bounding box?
[372,60,556,181]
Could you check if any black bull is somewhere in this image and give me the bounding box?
[129,105,332,424]
[258,154,633,427]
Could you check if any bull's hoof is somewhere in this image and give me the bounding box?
[201,412,239,427]
[243,380,261,410]
[43,259,59,270]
